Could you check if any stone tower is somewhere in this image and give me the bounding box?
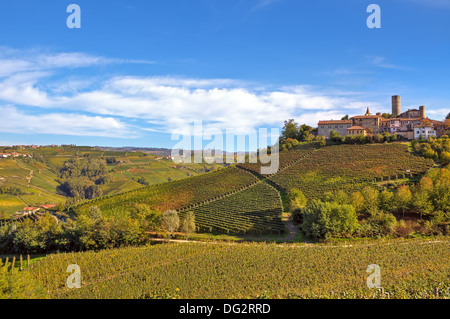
[419,105,425,118]
[392,95,401,117]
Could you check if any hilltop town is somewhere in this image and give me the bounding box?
[318,95,449,140]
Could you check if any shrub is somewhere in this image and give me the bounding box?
[301,200,358,239]
[358,211,397,238]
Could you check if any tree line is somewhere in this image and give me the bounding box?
[0,205,196,254]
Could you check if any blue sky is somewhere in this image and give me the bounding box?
[0,0,449,150]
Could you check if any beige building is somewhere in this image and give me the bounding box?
[317,95,445,139]
[317,120,352,137]
[347,126,367,136]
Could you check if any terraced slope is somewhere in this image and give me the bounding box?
[269,143,434,199]
[184,182,284,235]
[71,167,260,217]
[237,143,318,176]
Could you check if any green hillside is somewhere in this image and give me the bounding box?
[72,166,260,217]
[0,145,224,217]
[269,143,435,200]
[68,142,436,236]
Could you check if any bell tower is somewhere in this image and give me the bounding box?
[392,95,401,117]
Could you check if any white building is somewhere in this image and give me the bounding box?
[414,124,436,140]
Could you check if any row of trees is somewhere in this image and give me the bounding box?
[290,168,450,239]
[279,119,403,149]
[0,205,196,254]
[0,185,26,196]
[330,130,401,145]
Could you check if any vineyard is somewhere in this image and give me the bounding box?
[27,239,450,299]
[71,167,259,218]
[269,144,435,199]
[237,143,319,177]
[185,182,284,235]
[67,143,436,235]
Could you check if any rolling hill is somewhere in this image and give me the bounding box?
[0,145,224,216]
[69,142,435,235]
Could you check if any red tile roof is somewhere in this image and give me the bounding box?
[41,204,57,209]
[318,120,352,125]
[351,115,382,119]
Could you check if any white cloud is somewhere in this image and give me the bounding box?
[0,47,155,79]
[0,105,135,138]
[0,48,395,139]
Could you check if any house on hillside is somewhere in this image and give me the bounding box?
[317,120,353,137]
[414,124,436,140]
[347,126,367,136]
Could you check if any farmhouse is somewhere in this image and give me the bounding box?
[317,95,447,140]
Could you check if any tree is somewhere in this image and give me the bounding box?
[133,204,162,231]
[441,151,450,164]
[330,130,340,142]
[446,112,450,120]
[298,124,313,142]
[180,211,196,239]
[395,185,412,218]
[411,187,432,219]
[136,177,148,186]
[89,206,103,220]
[341,115,349,120]
[379,190,394,213]
[162,210,180,237]
[287,188,307,211]
[361,186,379,214]
[350,191,365,214]
[301,200,358,239]
[280,119,299,143]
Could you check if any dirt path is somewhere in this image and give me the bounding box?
[26,170,34,187]
[282,213,298,241]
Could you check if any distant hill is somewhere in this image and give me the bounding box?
[96,146,172,156]
[0,145,224,216]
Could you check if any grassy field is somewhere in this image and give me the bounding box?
[27,238,450,299]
